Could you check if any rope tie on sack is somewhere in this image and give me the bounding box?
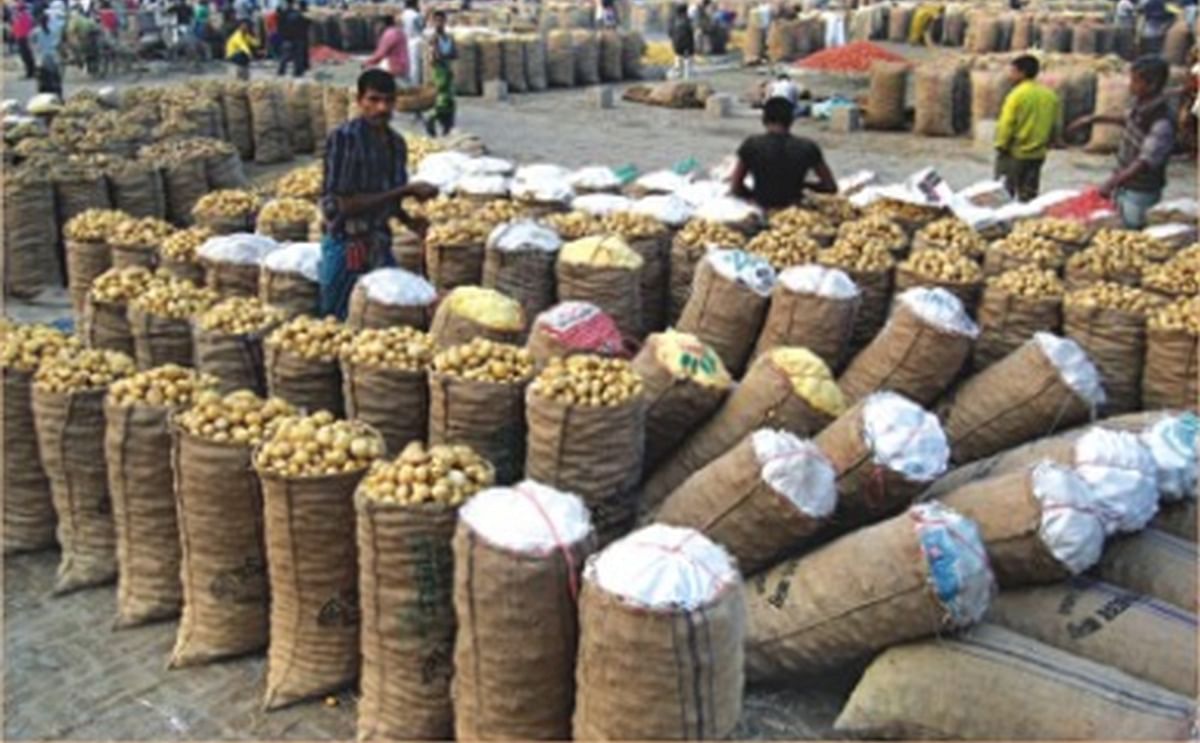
[513,483,580,602]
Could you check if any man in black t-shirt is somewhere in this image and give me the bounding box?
[730,96,837,210]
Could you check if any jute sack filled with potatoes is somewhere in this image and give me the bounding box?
[525,355,646,545]
[33,348,137,593]
[425,219,491,293]
[633,330,732,474]
[83,266,160,357]
[258,242,321,318]
[481,220,563,326]
[256,198,318,243]
[556,235,645,340]
[159,226,214,285]
[347,268,438,332]
[429,286,525,349]
[64,209,125,320]
[264,315,354,416]
[105,365,217,627]
[973,265,1064,369]
[192,189,262,236]
[169,390,296,667]
[818,230,897,355]
[525,301,625,371]
[838,287,978,407]
[197,232,282,298]
[668,220,747,325]
[109,216,174,270]
[3,325,79,553]
[676,248,776,377]
[193,297,288,395]
[601,211,673,333]
[340,326,434,456]
[355,443,495,742]
[894,246,984,317]
[641,347,845,517]
[127,276,219,369]
[253,412,385,710]
[428,338,534,485]
[752,264,861,372]
[1142,297,1199,411]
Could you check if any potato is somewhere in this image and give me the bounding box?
[675,219,748,249]
[988,265,1064,298]
[746,228,821,270]
[274,163,323,201]
[542,210,602,240]
[1064,281,1164,315]
[192,188,263,218]
[175,388,296,445]
[89,266,162,303]
[987,235,1065,270]
[600,211,669,240]
[836,215,907,251]
[432,337,533,384]
[196,296,288,335]
[159,226,214,263]
[1091,227,1172,262]
[1148,296,1200,334]
[128,275,220,319]
[359,441,494,505]
[108,217,175,250]
[768,207,837,243]
[529,354,642,407]
[818,237,895,272]
[33,348,136,393]
[254,411,384,477]
[63,209,130,242]
[914,217,987,258]
[898,248,983,284]
[340,326,435,371]
[427,219,492,248]
[257,197,318,226]
[264,315,354,362]
[1012,217,1089,244]
[107,364,218,408]
[0,324,80,372]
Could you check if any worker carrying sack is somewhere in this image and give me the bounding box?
[453,483,596,740]
[574,525,745,740]
[752,264,861,372]
[632,330,732,474]
[815,391,950,531]
[940,333,1105,465]
[656,430,837,574]
[838,286,978,406]
[987,578,1198,697]
[834,624,1197,740]
[482,221,563,326]
[676,248,777,377]
[641,346,845,517]
[259,242,321,318]
[745,500,994,681]
[347,268,437,332]
[938,461,1107,587]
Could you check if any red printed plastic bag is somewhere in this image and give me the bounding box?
[1045,188,1116,223]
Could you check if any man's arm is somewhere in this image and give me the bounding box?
[334,183,438,216]
[806,160,837,194]
[729,157,751,199]
[994,90,1018,153]
[1067,113,1124,134]
[1099,117,1174,197]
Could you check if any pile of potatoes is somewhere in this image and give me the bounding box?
[600,212,669,239]
[1091,228,1172,262]
[529,354,642,407]
[988,234,1065,270]
[274,163,323,201]
[265,316,354,362]
[899,248,982,284]
[90,266,162,303]
[159,227,214,263]
[915,217,987,257]
[478,200,527,226]
[175,388,296,445]
[768,207,836,243]
[109,217,175,250]
[427,219,492,248]
[254,410,384,477]
[257,198,319,226]
[989,265,1064,298]
[542,211,601,240]
[34,348,136,393]
[675,219,748,249]
[412,195,475,222]
[340,326,435,371]
[0,324,79,372]
[1012,217,1089,245]
[358,441,495,506]
[818,238,895,272]
[196,296,288,335]
[1149,296,1200,334]
[746,229,820,270]
[1066,243,1149,283]
[107,364,217,408]
[64,209,129,243]
[432,338,533,384]
[192,189,263,218]
[836,215,906,251]
[129,276,220,319]
[1065,281,1162,314]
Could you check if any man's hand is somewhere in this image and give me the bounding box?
[399,213,430,236]
[401,182,439,202]
[1098,178,1118,200]
[1065,115,1093,136]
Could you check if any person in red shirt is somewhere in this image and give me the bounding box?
[362,14,407,81]
[97,1,118,35]
[11,0,35,78]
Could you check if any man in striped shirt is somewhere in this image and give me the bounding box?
[319,69,436,319]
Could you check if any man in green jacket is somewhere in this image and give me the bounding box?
[994,54,1060,202]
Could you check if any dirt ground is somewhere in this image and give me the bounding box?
[1,42,1195,740]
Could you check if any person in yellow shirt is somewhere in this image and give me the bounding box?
[994,54,1060,202]
[225,19,257,80]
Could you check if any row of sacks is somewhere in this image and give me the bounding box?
[449,29,645,96]
[0,329,750,736]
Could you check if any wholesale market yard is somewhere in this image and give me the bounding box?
[2,15,1199,743]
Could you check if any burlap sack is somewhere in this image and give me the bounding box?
[53,169,112,232]
[356,496,457,741]
[264,345,343,417]
[940,469,1076,586]
[1063,302,1144,415]
[556,262,642,340]
[82,297,136,357]
[573,30,601,86]
[32,386,117,593]
[1039,22,1072,52]
[744,24,766,63]
[427,241,485,293]
[970,68,1014,132]
[342,360,428,456]
[220,82,254,160]
[193,324,275,395]
[203,258,260,298]
[624,234,670,334]
[110,243,159,271]
[203,148,250,191]
[988,579,1197,696]
[619,30,643,79]
[286,82,316,155]
[526,36,549,91]
[1071,22,1102,53]
[893,268,982,316]
[656,435,828,574]
[169,427,269,667]
[503,37,529,92]
[452,515,594,740]
[1163,21,1193,65]
[3,368,56,553]
[1142,326,1197,411]
[745,504,988,680]
[390,227,424,273]
[973,286,1061,369]
[105,398,184,627]
[158,155,209,225]
[429,372,526,484]
[942,6,967,45]
[4,175,60,297]
[307,83,329,156]
[834,624,1197,740]
[67,240,112,320]
[887,5,912,42]
[598,30,622,82]
[260,465,369,710]
[942,340,1095,464]
[128,306,195,369]
[865,61,908,131]
[346,284,433,332]
[429,310,522,350]
[259,267,319,318]
[195,208,256,236]
[482,249,557,329]
[676,260,769,376]
[323,85,351,135]
[547,30,577,87]
[478,36,504,83]
[843,266,893,356]
[453,36,482,96]
[632,336,730,472]
[573,576,745,740]
[814,398,932,529]
[914,63,967,137]
[838,300,974,406]
[966,12,1002,53]
[767,19,797,61]
[525,391,645,545]
[668,239,705,325]
[1096,529,1197,613]
[1010,12,1034,49]
[752,281,859,372]
[107,161,167,220]
[256,215,312,243]
[1152,499,1197,542]
[643,353,838,515]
